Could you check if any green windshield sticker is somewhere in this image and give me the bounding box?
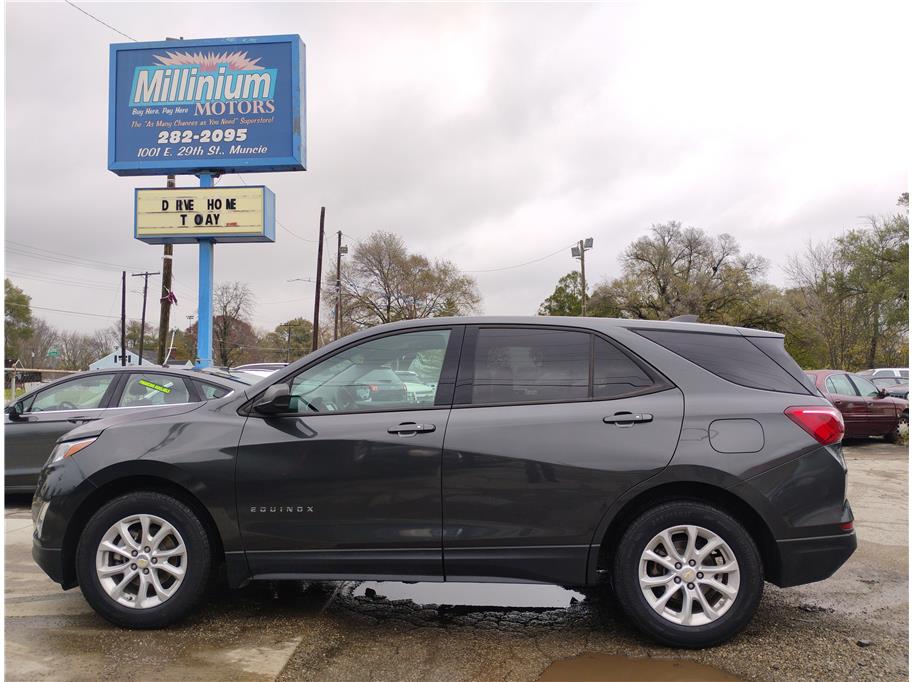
[138,379,172,394]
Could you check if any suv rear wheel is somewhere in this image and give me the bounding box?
[75,492,211,628]
[613,501,763,648]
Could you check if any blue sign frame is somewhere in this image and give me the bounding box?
[109,35,305,176]
[133,185,275,245]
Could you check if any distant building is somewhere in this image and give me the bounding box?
[89,348,159,370]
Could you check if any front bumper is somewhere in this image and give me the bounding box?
[32,540,71,587]
[773,530,857,587]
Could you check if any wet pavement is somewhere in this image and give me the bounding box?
[5,439,908,681]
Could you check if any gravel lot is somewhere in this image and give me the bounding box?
[5,439,907,681]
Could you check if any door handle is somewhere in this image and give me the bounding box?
[387,422,436,436]
[603,412,653,426]
[67,417,91,424]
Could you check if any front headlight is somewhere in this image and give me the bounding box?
[48,437,97,464]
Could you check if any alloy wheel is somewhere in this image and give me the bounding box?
[638,524,740,626]
[95,513,187,609]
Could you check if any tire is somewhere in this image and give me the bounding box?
[612,501,763,648]
[75,491,211,628]
[884,411,907,444]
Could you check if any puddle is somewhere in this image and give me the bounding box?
[351,581,585,608]
[537,653,740,681]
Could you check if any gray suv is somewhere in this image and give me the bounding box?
[31,317,855,648]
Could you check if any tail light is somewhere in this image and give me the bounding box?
[784,406,844,446]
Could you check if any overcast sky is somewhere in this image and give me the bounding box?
[5,1,909,336]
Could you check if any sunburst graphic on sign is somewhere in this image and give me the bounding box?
[153,50,264,72]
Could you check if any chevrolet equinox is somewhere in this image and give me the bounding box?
[32,317,856,647]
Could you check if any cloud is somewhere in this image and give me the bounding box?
[5,1,908,335]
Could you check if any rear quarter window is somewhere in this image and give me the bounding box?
[634,329,813,395]
[195,381,232,400]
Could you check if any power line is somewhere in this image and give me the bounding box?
[338,232,575,274]
[463,243,578,273]
[64,0,137,41]
[6,241,148,273]
[235,174,318,243]
[5,270,120,291]
[6,301,132,321]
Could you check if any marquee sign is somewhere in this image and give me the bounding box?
[134,186,275,244]
[109,35,305,175]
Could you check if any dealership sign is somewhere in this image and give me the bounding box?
[109,35,305,175]
[134,186,275,244]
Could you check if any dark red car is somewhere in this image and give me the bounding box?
[805,370,908,442]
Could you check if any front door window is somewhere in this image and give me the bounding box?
[288,329,451,413]
[25,374,115,412]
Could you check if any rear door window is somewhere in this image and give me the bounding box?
[634,329,812,395]
[469,328,590,405]
[118,373,192,407]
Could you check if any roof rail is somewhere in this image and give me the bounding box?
[668,314,699,323]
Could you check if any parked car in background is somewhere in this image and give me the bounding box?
[232,363,287,378]
[394,370,437,404]
[856,368,909,380]
[33,317,855,648]
[805,370,908,442]
[4,367,249,493]
[871,377,910,400]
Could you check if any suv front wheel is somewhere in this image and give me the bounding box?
[613,501,763,648]
[75,491,211,628]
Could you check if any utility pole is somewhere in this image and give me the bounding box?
[571,238,594,316]
[157,174,175,365]
[334,230,348,341]
[120,271,127,366]
[311,207,325,353]
[156,37,182,365]
[132,271,160,365]
[279,321,301,363]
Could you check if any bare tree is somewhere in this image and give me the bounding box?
[338,231,480,329]
[212,282,255,367]
[17,319,59,368]
[57,331,99,371]
[598,222,770,324]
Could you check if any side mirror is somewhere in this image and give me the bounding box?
[878,388,888,398]
[7,402,24,421]
[252,384,291,415]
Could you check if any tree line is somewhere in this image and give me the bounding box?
[539,193,909,370]
[4,231,483,369]
[6,194,906,371]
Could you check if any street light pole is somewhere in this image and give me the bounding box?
[571,238,594,316]
[334,231,347,341]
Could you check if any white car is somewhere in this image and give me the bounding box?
[232,363,288,378]
[857,368,909,380]
[394,370,437,404]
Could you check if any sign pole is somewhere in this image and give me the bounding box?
[121,271,127,366]
[196,172,215,368]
